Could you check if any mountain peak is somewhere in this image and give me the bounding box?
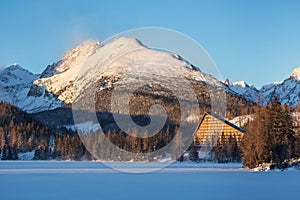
[224,79,253,88]
[110,37,144,46]
[61,40,100,62]
[0,64,39,87]
[224,78,231,85]
[2,63,25,71]
[0,63,34,75]
[290,66,300,80]
[40,40,100,79]
[9,63,21,68]
[34,40,101,104]
[225,79,259,103]
[232,81,249,88]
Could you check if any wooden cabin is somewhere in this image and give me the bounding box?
[194,112,246,146]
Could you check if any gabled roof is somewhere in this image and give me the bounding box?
[198,112,247,133]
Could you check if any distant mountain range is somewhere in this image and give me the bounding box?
[0,37,299,116]
[225,66,300,106]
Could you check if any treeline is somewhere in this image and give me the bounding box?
[78,125,182,161]
[56,127,242,162]
[0,102,89,161]
[185,96,299,166]
[241,97,300,169]
[1,99,299,167]
[186,135,242,163]
[52,132,90,160]
[0,102,53,160]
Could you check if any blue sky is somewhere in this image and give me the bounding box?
[1,0,300,88]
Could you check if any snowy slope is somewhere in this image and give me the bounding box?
[259,66,300,106]
[73,37,224,99]
[0,64,38,87]
[0,42,99,113]
[1,38,299,113]
[64,121,101,133]
[290,66,300,80]
[31,37,225,113]
[230,112,300,127]
[225,79,259,103]
[33,41,100,104]
[229,114,254,127]
[0,64,65,113]
[225,66,300,107]
[1,38,225,113]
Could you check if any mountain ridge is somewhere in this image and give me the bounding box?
[225,67,300,106]
[0,37,299,114]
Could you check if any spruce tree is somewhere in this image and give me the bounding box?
[189,143,199,162]
[215,133,227,163]
[1,145,7,160]
[241,105,268,168]
[266,97,294,164]
[7,146,13,160]
[242,96,296,168]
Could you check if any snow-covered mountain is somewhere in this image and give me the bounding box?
[0,41,100,113]
[0,64,37,105]
[0,64,38,87]
[225,67,300,107]
[259,67,300,106]
[1,37,299,114]
[1,37,229,114]
[72,37,225,102]
[291,66,300,80]
[225,79,259,103]
[33,41,100,104]
[0,64,64,113]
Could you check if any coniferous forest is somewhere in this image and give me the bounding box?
[0,98,299,169]
[241,97,300,169]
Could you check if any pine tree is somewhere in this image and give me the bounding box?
[266,97,294,164]
[242,97,296,168]
[232,136,241,162]
[227,135,240,162]
[11,145,18,160]
[215,133,227,163]
[1,145,7,160]
[172,127,184,160]
[282,105,295,158]
[241,105,268,168]
[189,143,199,162]
[177,154,184,162]
[7,146,13,160]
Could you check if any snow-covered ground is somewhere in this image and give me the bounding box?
[18,150,35,160]
[0,161,245,173]
[0,161,299,200]
[229,112,300,128]
[64,121,101,133]
[229,114,254,127]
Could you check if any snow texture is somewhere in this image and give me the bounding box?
[225,67,300,107]
[0,64,63,113]
[229,115,254,127]
[0,38,225,113]
[18,151,35,160]
[225,79,259,103]
[290,66,300,80]
[64,121,101,133]
[229,112,300,127]
[1,39,300,114]
[0,161,299,200]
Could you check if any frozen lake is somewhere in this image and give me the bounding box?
[0,161,299,200]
